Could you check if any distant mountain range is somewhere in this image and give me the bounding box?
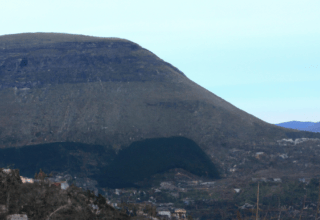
[275,121,320,133]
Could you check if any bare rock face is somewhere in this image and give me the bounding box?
[0,33,319,185]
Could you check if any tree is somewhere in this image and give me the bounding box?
[0,169,21,214]
[95,193,106,206]
[187,214,194,220]
[85,189,95,204]
[34,169,50,185]
[144,204,156,217]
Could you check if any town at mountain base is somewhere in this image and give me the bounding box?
[1,168,196,220]
[2,33,320,219]
[2,162,320,220]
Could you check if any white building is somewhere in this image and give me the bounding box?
[60,181,69,190]
[2,169,12,174]
[173,208,187,219]
[20,176,34,184]
[158,210,171,218]
[200,182,215,185]
[6,214,28,220]
[115,189,121,195]
[157,207,171,218]
[273,178,282,182]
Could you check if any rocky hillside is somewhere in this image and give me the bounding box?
[1,33,320,187]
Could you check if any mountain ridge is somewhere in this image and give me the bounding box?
[1,33,320,187]
[275,121,320,133]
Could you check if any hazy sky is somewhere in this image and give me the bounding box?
[1,0,319,124]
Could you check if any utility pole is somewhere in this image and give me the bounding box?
[5,175,10,214]
[316,179,320,220]
[278,197,281,220]
[256,182,259,220]
[299,195,306,220]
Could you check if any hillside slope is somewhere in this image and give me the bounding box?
[1,33,320,185]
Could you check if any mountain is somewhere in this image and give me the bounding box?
[304,122,320,132]
[275,121,316,130]
[1,33,320,188]
[275,121,320,133]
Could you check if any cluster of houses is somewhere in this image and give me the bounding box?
[1,168,69,190]
[108,200,188,219]
[21,175,69,190]
[1,168,71,220]
[156,206,187,219]
[2,168,190,219]
[2,169,14,174]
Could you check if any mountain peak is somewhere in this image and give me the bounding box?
[0,32,132,46]
[1,33,320,186]
[0,33,185,90]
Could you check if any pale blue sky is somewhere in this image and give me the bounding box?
[1,0,319,124]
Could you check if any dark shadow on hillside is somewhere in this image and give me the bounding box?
[92,136,220,188]
[0,142,115,178]
[0,137,219,189]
